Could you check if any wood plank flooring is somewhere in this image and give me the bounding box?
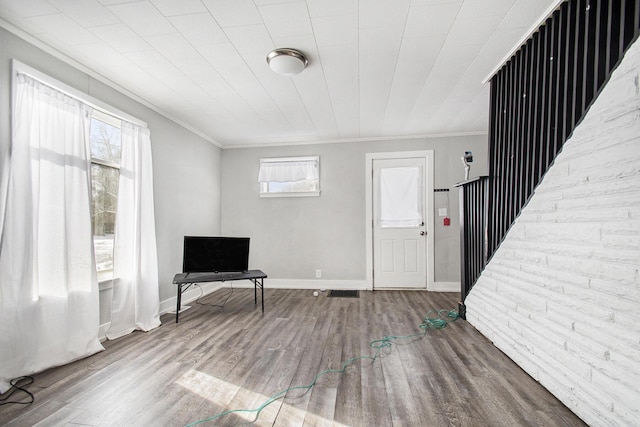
[0,288,586,426]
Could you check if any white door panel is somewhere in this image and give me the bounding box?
[381,239,395,272]
[404,240,418,272]
[373,157,427,288]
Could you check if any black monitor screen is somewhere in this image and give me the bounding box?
[183,236,250,273]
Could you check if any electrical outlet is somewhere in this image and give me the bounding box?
[315,269,322,279]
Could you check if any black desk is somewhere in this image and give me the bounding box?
[172,270,267,323]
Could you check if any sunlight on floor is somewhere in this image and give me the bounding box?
[176,369,350,426]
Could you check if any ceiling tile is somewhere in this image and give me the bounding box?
[404,3,461,38]
[457,0,516,19]
[97,0,139,5]
[47,0,118,27]
[359,24,404,56]
[149,0,207,16]
[318,43,359,138]
[144,32,200,62]
[404,41,484,132]
[254,0,301,5]
[381,36,445,134]
[25,13,99,45]
[290,63,339,140]
[442,86,490,133]
[359,23,405,136]
[475,27,529,79]
[200,0,262,28]
[191,65,239,99]
[311,14,357,47]
[359,0,410,28]
[0,0,58,17]
[224,24,274,56]
[306,0,357,18]
[180,54,226,97]
[169,12,228,46]
[197,42,270,105]
[88,23,151,53]
[122,49,190,91]
[499,0,558,29]
[107,1,174,37]
[447,15,503,46]
[258,2,313,38]
[409,0,461,5]
[246,68,317,136]
[72,40,134,72]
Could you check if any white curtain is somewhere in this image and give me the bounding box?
[106,122,160,339]
[258,159,318,183]
[0,74,104,393]
[379,166,423,227]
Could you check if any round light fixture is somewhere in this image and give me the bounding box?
[266,48,308,76]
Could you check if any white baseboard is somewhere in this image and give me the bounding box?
[158,278,367,314]
[238,278,369,290]
[157,279,458,318]
[98,322,110,342]
[430,281,460,292]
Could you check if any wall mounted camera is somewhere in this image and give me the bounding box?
[461,151,473,180]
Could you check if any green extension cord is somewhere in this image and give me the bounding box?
[185,308,459,426]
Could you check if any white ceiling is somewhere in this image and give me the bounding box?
[0,0,558,148]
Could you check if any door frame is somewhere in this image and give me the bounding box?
[365,151,435,291]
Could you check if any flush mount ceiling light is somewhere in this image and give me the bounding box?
[266,48,308,76]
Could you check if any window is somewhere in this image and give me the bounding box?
[379,166,423,228]
[90,110,122,282]
[7,60,160,359]
[258,156,320,197]
[12,60,150,285]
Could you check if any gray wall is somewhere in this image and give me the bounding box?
[221,135,488,284]
[0,28,222,322]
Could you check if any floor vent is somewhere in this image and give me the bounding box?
[328,290,359,298]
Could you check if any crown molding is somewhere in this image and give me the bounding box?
[222,130,488,149]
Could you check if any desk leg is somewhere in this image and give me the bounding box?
[251,278,265,313]
[176,283,182,323]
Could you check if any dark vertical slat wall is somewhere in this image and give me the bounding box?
[459,0,640,302]
[457,176,489,302]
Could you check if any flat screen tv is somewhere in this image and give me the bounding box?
[183,236,250,273]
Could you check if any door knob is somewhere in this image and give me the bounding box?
[420,231,426,236]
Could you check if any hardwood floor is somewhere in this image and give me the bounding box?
[0,288,586,426]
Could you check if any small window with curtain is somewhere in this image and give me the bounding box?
[258,156,320,197]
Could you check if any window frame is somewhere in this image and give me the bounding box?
[258,156,321,198]
[90,110,122,284]
[90,110,122,167]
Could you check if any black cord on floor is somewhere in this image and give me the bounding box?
[0,376,35,406]
[194,282,234,309]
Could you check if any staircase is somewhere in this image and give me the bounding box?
[457,0,640,306]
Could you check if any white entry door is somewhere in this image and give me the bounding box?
[372,157,427,288]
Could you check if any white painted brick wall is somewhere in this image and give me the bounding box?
[465,36,640,427]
